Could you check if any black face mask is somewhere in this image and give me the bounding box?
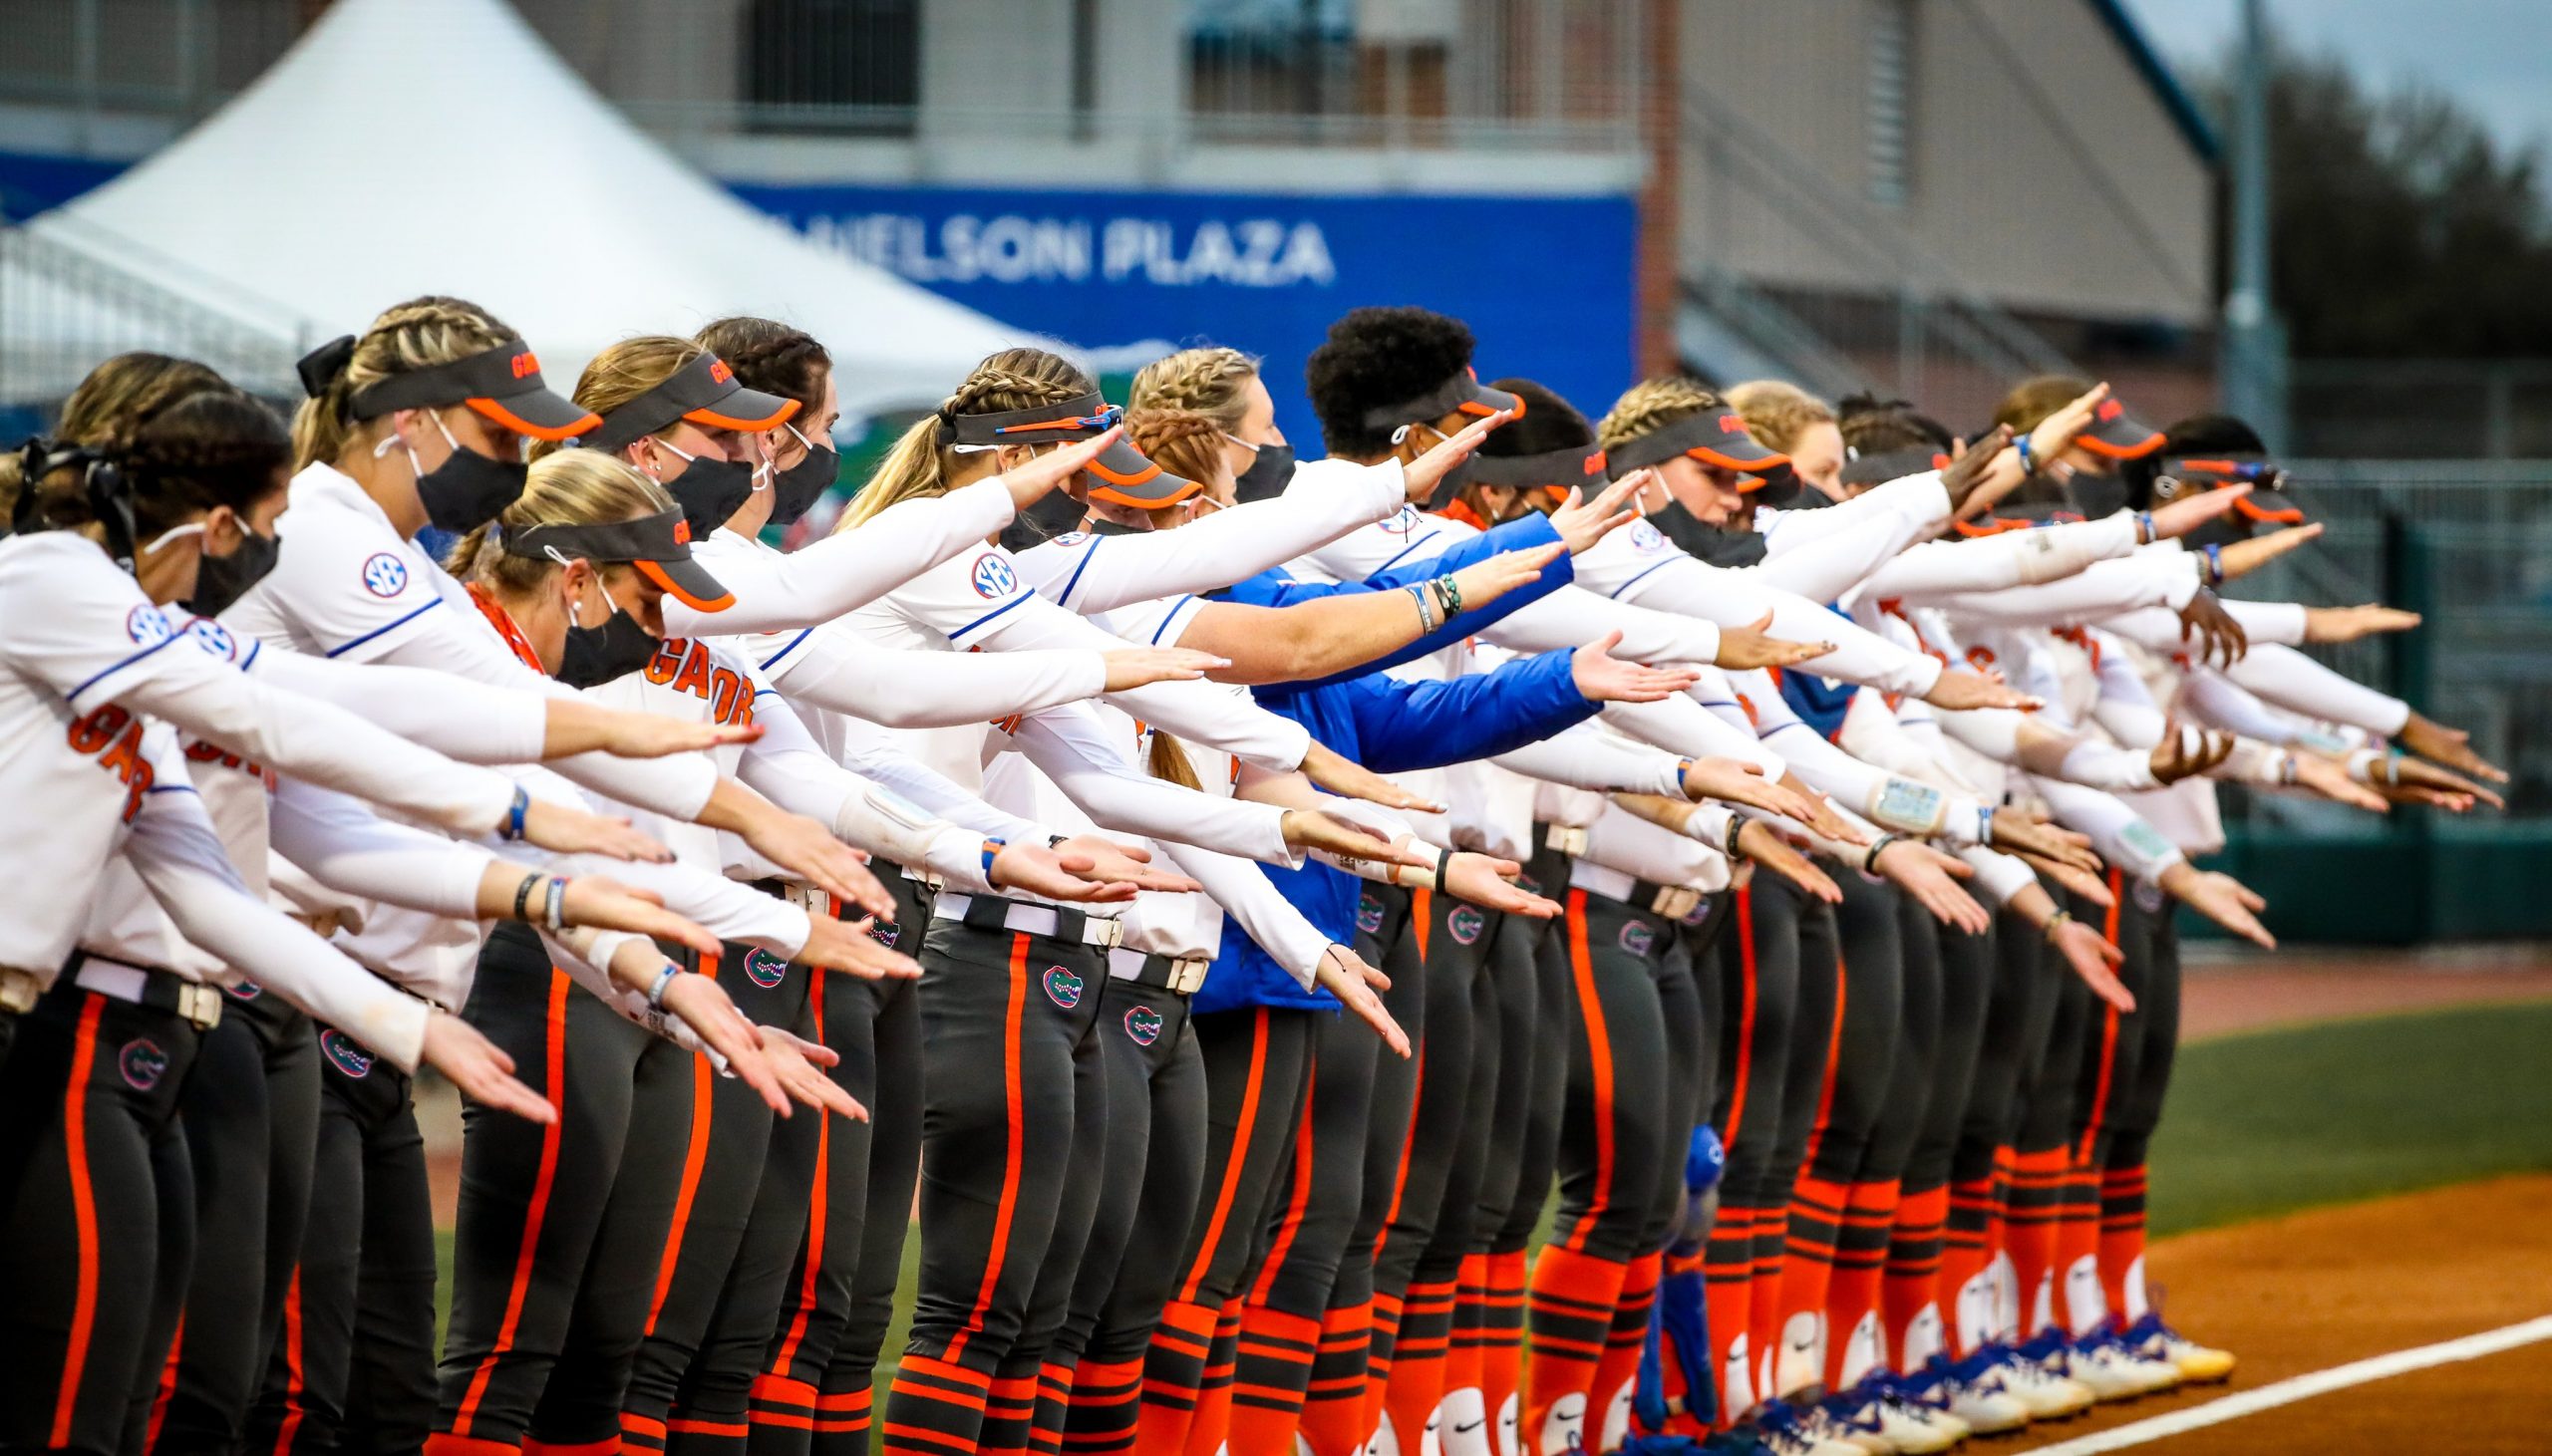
[1230,441,1296,505]
[2070,471,2130,520]
[1651,500,1769,567]
[416,444,529,534]
[999,487,1088,554]
[767,444,838,527]
[558,607,662,690]
[188,528,279,618]
[661,455,758,538]
[1750,469,1806,511]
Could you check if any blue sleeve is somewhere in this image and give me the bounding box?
[1333,648,1597,773]
[1224,515,1575,690]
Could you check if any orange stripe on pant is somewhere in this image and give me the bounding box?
[50,995,106,1449]
[451,970,573,1437]
[1559,892,1616,1255]
[946,934,1033,1366]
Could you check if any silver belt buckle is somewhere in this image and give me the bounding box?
[0,966,38,1016]
[175,982,223,1031]
[1549,826,1589,857]
[1653,886,1702,921]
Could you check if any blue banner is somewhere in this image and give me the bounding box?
[729,182,1639,450]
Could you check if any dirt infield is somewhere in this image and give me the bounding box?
[2006,1175,2552,1453]
[2176,944,2552,1041]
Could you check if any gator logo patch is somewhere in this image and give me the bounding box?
[744,948,790,989]
[225,979,263,1001]
[319,1029,373,1079]
[1447,904,1486,945]
[2133,879,2166,915]
[1681,897,1714,927]
[1356,893,1385,937]
[1618,919,1658,957]
[120,1036,169,1091]
[1124,1005,1164,1046]
[1043,965,1085,1010]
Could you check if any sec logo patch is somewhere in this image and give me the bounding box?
[1356,894,1386,937]
[126,605,172,646]
[1123,1004,1164,1046]
[745,948,790,989]
[1380,504,1423,536]
[120,1037,169,1091]
[970,553,1019,599]
[1447,904,1486,945]
[1629,519,1669,553]
[185,618,237,661]
[361,551,410,599]
[1618,919,1658,958]
[1043,965,1085,1010]
[1052,531,1091,547]
[320,1029,374,1079]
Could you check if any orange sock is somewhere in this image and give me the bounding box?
[1378,1281,1455,1455]
[1134,1298,1217,1456]
[1584,1253,1661,1444]
[1354,1291,1406,1451]
[1701,1206,1758,1425]
[2003,1148,2069,1340]
[2055,1162,2105,1335]
[1746,1203,1790,1403]
[1824,1178,1901,1390]
[1882,1184,1951,1371]
[2099,1162,2150,1322]
[1773,1176,1848,1397]
[1438,1254,1490,1448]
[1181,1301,1245,1456]
[1060,1357,1142,1456]
[1226,1307,1321,1456]
[1519,1244,1632,1453]
[1478,1249,1528,1446]
[1296,1302,1374,1456]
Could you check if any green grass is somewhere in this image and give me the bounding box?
[2147,1000,2552,1236]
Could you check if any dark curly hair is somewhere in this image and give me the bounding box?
[1304,305,1476,458]
[1836,393,1956,457]
[696,316,833,417]
[126,390,291,522]
[1479,378,1592,454]
[2120,413,2264,510]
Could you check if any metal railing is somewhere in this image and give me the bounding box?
[0,213,306,404]
[2289,359,2552,460]
[1680,85,2079,407]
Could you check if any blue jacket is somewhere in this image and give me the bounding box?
[1196,645,1598,1015]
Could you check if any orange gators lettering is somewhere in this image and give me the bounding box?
[709,360,734,385]
[183,738,277,790]
[645,641,756,727]
[68,705,155,823]
[1720,414,1749,436]
[510,351,540,380]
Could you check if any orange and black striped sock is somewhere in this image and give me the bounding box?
[1225,1305,1320,1456]
[667,1412,753,1455]
[1939,1173,1998,1357]
[430,1438,524,1456]
[1477,1249,1529,1447]
[1701,1206,1758,1425]
[1584,1252,1661,1444]
[973,1370,1039,1456]
[1437,1253,1491,1450]
[2003,1147,2070,1340]
[522,1437,619,1456]
[1823,1177,1901,1390]
[1747,1203,1792,1400]
[1180,1301,1245,1456]
[1353,1289,1407,1447]
[1378,1279,1457,1456]
[621,1412,670,1454]
[1773,1175,1848,1397]
[1295,1301,1375,1456]
[1521,1243,1632,1452]
[2098,1161,2150,1322]
[1027,1360,1073,1456]
[805,1382,872,1456]
[1132,1299,1216,1454]
[880,1352,993,1456]
[1882,1183,1951,1371]
[747,1373,817,1452]
[2055,1160,2107,1335]
[1059,1357,1142,1455]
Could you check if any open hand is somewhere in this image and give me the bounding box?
[1573,631,1704,704]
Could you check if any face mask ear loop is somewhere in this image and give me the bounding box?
[140,522,206,556]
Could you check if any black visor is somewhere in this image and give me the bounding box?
[1359,368,1523,432]
[1469,442,1607,490]
[2155,454,2301,523]
[586,354,800,453]
[501,506,733,613]
[1840,445,1949,490]
[340,339,600,441]
[1606,410,1789,479]
[2077,397,2166,459]
[943,392,1199,507]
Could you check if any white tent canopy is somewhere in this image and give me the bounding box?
[13,0,1038,417]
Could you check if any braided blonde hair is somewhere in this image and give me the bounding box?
[1596,377,1722,455]
[833,348,1092,532]
[1725,379,1835,454]
[1123,405,1229,498]
[1127,346,1261,434]
[292,296,515,469]
[533,336,709,461]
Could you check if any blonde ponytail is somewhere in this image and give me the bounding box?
[293,296,516,469]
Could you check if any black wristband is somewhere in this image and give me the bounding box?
[1863,833,1902,874]
[512,871,540,922]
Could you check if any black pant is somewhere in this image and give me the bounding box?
[0,981,202,1456]
[437,924,659,1449]
[880,916,1109,1456]
[235,997,322,1456]
[1548,890,1678,1266]
[149,996,268,1454]
[274,1023,437,1455]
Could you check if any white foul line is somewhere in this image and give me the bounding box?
[2022,1313,2552,1454]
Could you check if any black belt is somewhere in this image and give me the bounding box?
[1123,951,1209,996]
[62,950,224,1029]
